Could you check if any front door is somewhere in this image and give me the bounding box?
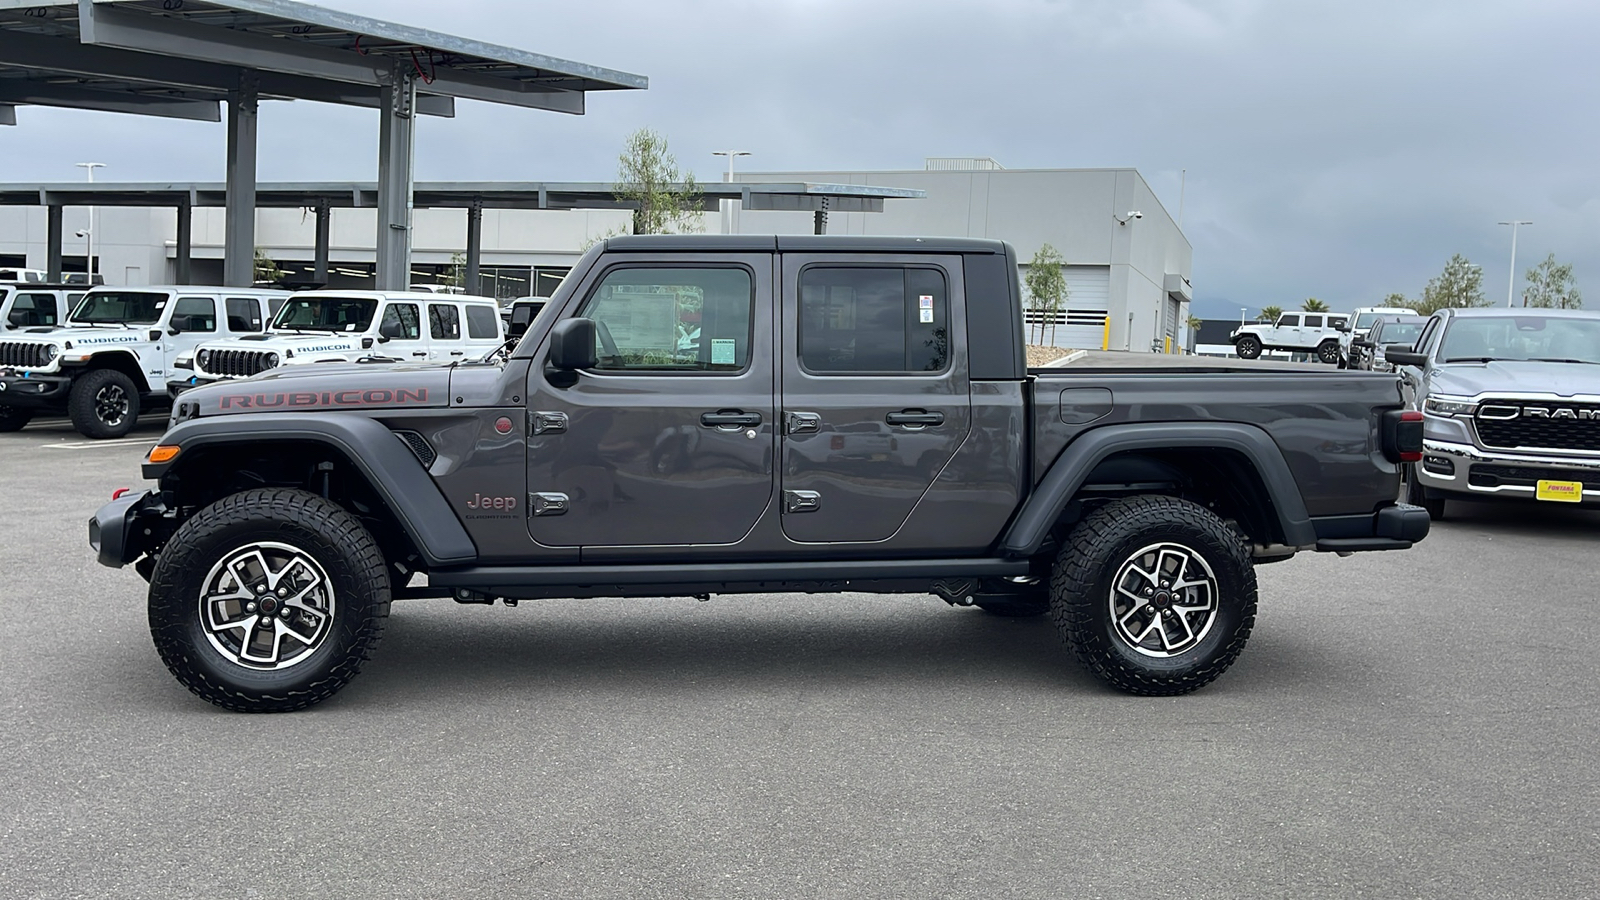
[164,294,220,375]
[525,257,776,548]
[778,254,972,544]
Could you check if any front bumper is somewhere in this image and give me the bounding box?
[166,375,221,399]
[0,372,72,409]
[89,490,169,569]
[1417,439,1600,504]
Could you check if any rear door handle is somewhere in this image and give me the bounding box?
[701,409,762,429]
[886,409,944,428]
[449,350,465,356]
[411,351,427,357]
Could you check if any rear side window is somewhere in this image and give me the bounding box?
[379,303,421,340]
[428,303,461,341]
[465,304,500,340]
[226,297,264,333]
[8,293,59,327]
[799,267,948,373]
[1303,315,1323,328]
[173,296,217,332]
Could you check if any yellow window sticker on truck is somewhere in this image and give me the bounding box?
[1536,480,1583,503]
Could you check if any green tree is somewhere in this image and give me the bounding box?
[1023,243,1068,344]
[1409,254,1487,315]
[1258,305,1283,323]
[446,251,467,289]
[1301,297,1329,312]
[253,249,284,284]
[612,128,703,235]
[1522,253,1582,309]
[1185,313,1203,331]
[1382,292,1409,308]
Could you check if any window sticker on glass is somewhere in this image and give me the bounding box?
[155,300,167,308]
[919,308,935,324]
[710,338,736,365]
[919,295,934,309]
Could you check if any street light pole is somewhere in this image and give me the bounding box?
[76,162,105,282]
[711,150,750,235]
[1498,220,1532,307]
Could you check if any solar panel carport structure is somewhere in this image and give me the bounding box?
[0,181,927,287]
[0,0,646,288]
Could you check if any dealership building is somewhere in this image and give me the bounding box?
[0,159,1193,352]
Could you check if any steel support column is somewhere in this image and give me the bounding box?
[46,205,64,282]
[813,196,829,235]
[375,65,417,291]
[223,73,259,287]
[175,199,192,285]
[464,198,483,294]
[313,199,331,285]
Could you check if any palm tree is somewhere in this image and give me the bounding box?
[1258,305,1283,323]
[1301,298,1330,312]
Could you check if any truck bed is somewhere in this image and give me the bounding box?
[1030,349,1332,374]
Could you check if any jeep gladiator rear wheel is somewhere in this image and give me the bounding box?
[147,488,390,712]
[1235,336,1262,359]
[0,407,30,432]
[1051,495,1257,695]
[69,368,140,438]
[1317,341,1341,365]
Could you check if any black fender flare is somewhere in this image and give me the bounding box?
[146,413,478,566]
[1000,422,1315,557]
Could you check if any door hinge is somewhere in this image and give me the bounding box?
[785,411,821,435]
[529,492,570,517]
[529,411,568,434]
[783,490,821,514]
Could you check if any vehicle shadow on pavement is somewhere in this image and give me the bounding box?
[1436,499,1600,537]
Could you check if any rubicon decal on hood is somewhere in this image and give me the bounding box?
[219,388,429,410]
[70,335,141,345]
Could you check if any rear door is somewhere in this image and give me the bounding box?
[778,253,971,544]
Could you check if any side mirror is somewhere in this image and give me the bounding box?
[547,317,597,371]
[167,316,186,335]
[507,304,536,340]
[1385,347,1427,368]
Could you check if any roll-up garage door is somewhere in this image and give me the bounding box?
[1020,265,1110,349]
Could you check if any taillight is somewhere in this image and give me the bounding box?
[1382,410,1424,463]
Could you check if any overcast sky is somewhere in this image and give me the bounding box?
[4,0,1596,318]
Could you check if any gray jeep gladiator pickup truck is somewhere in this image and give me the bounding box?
[90,235,1429,711]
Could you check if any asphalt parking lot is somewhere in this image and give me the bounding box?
[2,416,1597,899]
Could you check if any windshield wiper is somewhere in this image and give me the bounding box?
[1527,358,1600,365]
[1443,357,1496,363]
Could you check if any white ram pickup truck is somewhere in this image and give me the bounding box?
[0,286,287,437]
[175,291,505,394]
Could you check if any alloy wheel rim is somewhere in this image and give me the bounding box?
[95,384,128,426]
[198,541,337,670]
[1107,541,1219,658]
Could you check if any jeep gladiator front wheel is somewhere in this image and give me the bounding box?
[69,368,140,438]
[1051,495,1257,695]
[147,489,390,712]
[1235,336,1262,359]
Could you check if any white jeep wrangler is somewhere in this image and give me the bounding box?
[1230,311,1351,363]
[0,286,288,437]
[1,285,88,334]
[178,291,505,392]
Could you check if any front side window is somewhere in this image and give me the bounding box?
[1375,322,1424,348]
[578,267,754,372]
[9,293,59,327]
[378,303,421,340]
[173,296,217,332]
[226,298,264,333]
[1278,314,1300,328]
[273,296,378,333]
[465,304,500,340]
[799,267,948,373]
[71,291,166,325]
[428,303,461,340]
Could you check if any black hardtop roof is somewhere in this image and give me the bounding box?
[603,234,1009,254]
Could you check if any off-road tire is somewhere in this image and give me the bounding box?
[69,368,140,438]
[1050,495,1257,695]
[147,488,390,713]
[1317,341,1341,365]
[1235,336,1262,359]
[1406,465,1446,520]
[0,407,31,432]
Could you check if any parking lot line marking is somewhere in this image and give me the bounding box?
[42,438,156,450]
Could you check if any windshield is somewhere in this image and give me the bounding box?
[70,291,167,324]
[1354,312,1385,329]
[1439,315,1600,364]
[271,296,378,332]
[1376,322,1424,346]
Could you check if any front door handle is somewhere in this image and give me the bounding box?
[886,409,944,428]
[701,409,762,429]
[449,350,465,356]
[411,351,427,357]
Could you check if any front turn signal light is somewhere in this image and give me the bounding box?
[147,445,181,464]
